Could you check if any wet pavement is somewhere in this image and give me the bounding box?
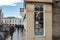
[7,29,24,40]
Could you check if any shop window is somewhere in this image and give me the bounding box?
[34,3,44,36]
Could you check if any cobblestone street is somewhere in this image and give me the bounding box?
[7,29,24,40]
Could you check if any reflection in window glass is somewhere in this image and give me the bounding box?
[40,7,43,11]
[34,3,44,35]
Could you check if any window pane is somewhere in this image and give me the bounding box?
[40,7,43,11]
[35,7,40,11]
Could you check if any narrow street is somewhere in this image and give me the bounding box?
[7,28,24,40]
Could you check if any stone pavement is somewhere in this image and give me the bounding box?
[7,29,24,40]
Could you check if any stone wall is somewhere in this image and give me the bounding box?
[25,3,52,40]
[25,0,52,3]
[53,0,60,40]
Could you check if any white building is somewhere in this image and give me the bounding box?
[3,17,21,26]
[20,8,25,17]
[20,8,26,29]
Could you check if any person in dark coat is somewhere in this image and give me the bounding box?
[17,25,20,32]
[9,25,15,40]
[21,25,24,33]
[19,25,22,30]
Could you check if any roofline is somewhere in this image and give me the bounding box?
[25,1,53,4]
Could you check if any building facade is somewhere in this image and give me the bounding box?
[3,17,21,26]
[20,8,25,17]
[20,8,25,25]
[0,8,3,25]
[53,0,60,40]
[24,0,52,40]
[20,8,26,29]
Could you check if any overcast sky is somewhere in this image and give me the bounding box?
[0,0,24,18]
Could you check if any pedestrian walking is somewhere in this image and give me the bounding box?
[21,25,24,34]
[19,25,22,30]
[9,25,15,40]
[17,25,20,33]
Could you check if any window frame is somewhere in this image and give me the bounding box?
[34,3,45,37]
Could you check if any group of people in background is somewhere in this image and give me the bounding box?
[15,25,24,33]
